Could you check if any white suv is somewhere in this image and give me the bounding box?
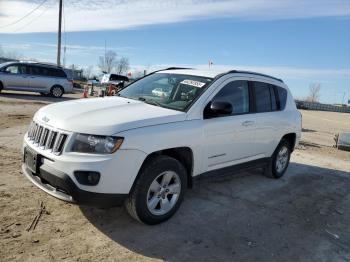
[22,68,301,224]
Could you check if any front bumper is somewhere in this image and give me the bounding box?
[22,163,127,207]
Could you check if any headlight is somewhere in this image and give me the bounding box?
[71,134,124,154]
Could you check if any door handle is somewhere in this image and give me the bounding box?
[242,121,254,127]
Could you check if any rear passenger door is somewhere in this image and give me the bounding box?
[27,66,51,91]
[251,81,280,157]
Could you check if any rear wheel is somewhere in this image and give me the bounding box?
[0,82,3,93]
[125,155,187,225]
[50,85,64,98]
[264,139,291,178]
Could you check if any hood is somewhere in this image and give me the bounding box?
[34,97,186,135]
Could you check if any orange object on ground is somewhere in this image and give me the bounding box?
[107,84,113,96]
[82,86,88,98]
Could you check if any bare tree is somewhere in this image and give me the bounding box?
[6,51,22,60]
[0,45,22,60]
[98,50,117,73]
[116,57,130,74]
[307,83,321,102]
[83,65,94,79]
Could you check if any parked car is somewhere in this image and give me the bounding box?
[0,61,73,98]
[100,73,129,90]
[22,68,301,224]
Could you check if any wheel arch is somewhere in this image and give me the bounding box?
[133,147,194,190]
[281,133,297,151]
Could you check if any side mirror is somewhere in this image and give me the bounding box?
[204,100,233,118]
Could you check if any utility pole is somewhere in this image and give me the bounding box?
[341,92,346,105]
[57,0,63,66]
[104,40,107,72]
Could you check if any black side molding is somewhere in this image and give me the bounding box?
[193,157,270,184]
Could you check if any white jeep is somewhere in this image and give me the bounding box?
[22,68,301,224]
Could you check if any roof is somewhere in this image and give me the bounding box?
[2,60,63,69]
[156,68,283,83]
[157,69,225,78]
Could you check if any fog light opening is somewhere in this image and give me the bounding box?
[74,171,100,186]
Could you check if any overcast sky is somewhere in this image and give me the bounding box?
[0,0,350,103]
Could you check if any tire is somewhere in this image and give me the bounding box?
[125,155,187,225]
[0,82,3,93]
[50,85,64,98]
[264,139,291,179]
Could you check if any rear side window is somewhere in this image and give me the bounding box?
[48,68,66,78]
[28,66,66,78]
[28,66,48,76]
[270,85,277,111]
[253,81,272,113]
[275,86,288,110]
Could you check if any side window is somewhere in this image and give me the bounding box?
[276,86,288,110]
[39,67,49,77]
[28,66,38,76]
[5,65,19,74]
[270,85,277,111]
[4,64,26,74]
[211,80,250,115]
[253,81,272,113]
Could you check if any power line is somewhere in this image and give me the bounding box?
[13,2,51,33]
[0,0,48,29]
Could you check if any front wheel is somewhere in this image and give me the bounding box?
[50,86,64,98]
[264,139,291,178]
[125,155,187,225]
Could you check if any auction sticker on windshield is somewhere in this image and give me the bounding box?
[180,79,206,88]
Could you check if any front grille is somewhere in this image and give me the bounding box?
[27,121,68,155]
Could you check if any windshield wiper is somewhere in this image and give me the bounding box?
[138,97,161,107]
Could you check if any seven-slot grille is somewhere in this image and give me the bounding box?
[27,121,68,155]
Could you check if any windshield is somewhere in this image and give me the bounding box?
[118,73,213,111]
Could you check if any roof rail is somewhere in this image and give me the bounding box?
[227,70,283,83]
[162,67,193,71]
[19,60,62,68]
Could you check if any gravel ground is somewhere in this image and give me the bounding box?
[0,91,349,262]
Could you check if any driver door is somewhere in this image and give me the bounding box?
[2,64,29,90]
[202,79,257,171]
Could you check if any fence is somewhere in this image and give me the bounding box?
[296,100,350,113]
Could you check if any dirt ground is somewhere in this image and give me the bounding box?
[0,91,350,262]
